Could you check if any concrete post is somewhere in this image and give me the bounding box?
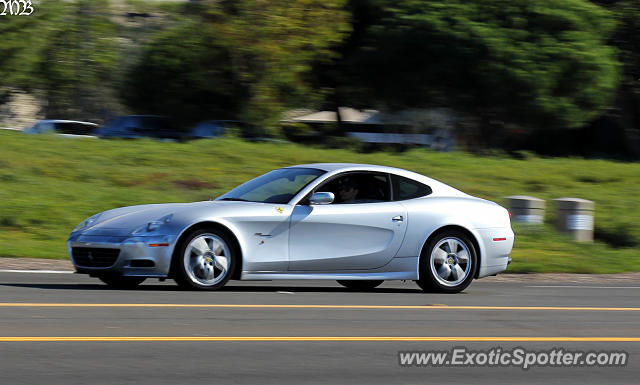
[554,198,595,242]
[505,196,545,224]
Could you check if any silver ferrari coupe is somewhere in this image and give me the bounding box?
[68,163,514,293]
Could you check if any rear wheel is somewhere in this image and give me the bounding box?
[336,280,384,291]
[417,230,477,293]
[98,274,146,289]
[173,228,237,290]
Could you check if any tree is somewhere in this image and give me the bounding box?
[0,1,118,120]
[337,0,620,146]
[123,19,248,128]
[124,0,350,134]
[39,0,119,119]
[592,0,640,157]
[0,2,66,91]
[311,0,388,127]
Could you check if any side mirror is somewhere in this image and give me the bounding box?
[309,192,334,205]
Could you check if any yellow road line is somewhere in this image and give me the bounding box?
[0,303,639,311]
[0,336,639,342]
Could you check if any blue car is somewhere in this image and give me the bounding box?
[95,115,179,140]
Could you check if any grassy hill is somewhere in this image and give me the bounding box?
[1,130,638,273]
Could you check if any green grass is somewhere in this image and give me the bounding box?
[1,131,639,273]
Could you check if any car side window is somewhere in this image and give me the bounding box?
[55,123,79,134]
[316,173,391,204]
[392,174,432,200]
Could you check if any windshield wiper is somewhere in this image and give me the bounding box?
[218,197,249,202]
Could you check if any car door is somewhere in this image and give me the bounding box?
[288,172,407,271]
[227,203,294,273]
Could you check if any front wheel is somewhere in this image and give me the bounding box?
[98,274,146,289]
[336,280,384,291]
[172,228,237,290]
[416,230,477,293]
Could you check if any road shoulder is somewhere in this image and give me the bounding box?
[1,257,639,282]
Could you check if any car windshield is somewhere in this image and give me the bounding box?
[217,167,325,204]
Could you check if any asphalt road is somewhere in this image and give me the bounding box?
[0,272,638,384]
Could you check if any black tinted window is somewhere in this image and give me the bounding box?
[317,172,391,204]
[54,123,94,135]
[392,175,432,200]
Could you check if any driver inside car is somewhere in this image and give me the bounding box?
[337,177,360,203]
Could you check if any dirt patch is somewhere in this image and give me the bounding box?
[0,258,74,271]
[173,179,215,190]
[482,272,640,283]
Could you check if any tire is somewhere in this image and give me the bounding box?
[336,280,384,291]
[98,274,146,289]
[172,228,237,290]
[416,230,477,293]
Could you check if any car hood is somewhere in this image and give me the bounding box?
[79,200,265,235]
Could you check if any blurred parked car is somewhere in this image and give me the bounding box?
[188,120,227,139]
[24,120,97,137]
[186,120,261,140]
[95,115,180,140]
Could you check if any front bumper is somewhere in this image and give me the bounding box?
[67,233,178,277]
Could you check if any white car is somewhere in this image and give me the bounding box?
[68,164,514,293]
[24,120,97,138]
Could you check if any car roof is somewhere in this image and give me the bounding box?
[34,120,97,126]
[290,163,410,173]
[119,115,165,118]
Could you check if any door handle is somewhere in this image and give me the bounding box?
[392,215,403,222]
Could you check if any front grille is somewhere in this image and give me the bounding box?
[72,247,120,268]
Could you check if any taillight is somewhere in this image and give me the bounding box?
[508,211,512,220]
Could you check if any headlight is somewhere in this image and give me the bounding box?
[132,214,173,234]
[72,213,103,232]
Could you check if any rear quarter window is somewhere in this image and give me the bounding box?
[392,174,432,200]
